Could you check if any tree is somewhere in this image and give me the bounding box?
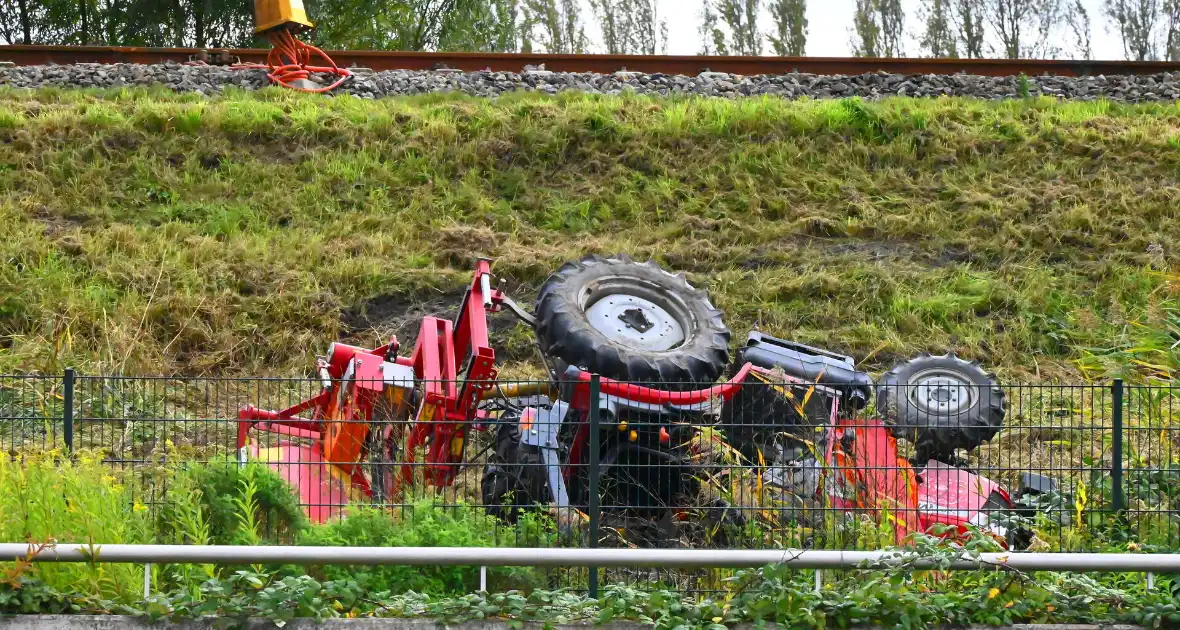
[523,0,587,53]
[699,0,726,53]
[1064,0,1092,58]
[768,0,807,56]
[986,0,1061,58]
[952,0,987,57]
[716,0,762,55]
[155,0,254,47]
[0,0,40,44]
[307,0,521,52]
[1166,0,1180,59]
[919,0,957,56]
[1105,0,1160,59]
[880,0,905,55]
[484,0,524,52]
[697,0,760,55]
[851,0,904,56]
[590,0,666,54]
[438,0,522,51]
[851,0,882,56]
[1029,0,1064,56]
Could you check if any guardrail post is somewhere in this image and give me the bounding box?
[587,374,601,599]
[1111,379,1124,515]
[63,368,75,454]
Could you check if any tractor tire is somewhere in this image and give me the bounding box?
[535,254,731,388]
[877,353,1006,461]
[481,418,550,522]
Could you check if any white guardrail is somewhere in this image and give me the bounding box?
[3,544,1180,572]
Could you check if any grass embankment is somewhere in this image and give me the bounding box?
[1,87,1178,380]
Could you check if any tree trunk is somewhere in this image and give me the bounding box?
[79,0,89,44]
[171,0,185,47]
[196,0,206,46]
[17,0,32,43]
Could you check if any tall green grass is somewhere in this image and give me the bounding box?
[0,451,153,601]
[0,449,558,601]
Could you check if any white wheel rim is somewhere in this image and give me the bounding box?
[585,292,685,352]
[908,368,976,415]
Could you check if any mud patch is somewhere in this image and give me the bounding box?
[340,284,538,364]
[29,204,88,238]
[825,240,914,261]
[340,288,466,346]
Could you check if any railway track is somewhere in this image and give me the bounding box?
[4,44,1180,77]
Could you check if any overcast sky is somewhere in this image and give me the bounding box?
[582,0,1130,59]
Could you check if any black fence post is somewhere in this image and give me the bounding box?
[587,374,601,599]
[1111,379,1124,515]
[63,368,75,454]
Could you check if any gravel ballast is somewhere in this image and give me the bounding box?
[4,61,1180,101]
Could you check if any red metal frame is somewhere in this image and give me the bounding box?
[574,362,755,405]
[238,260,503,498]
[564,363,757,471]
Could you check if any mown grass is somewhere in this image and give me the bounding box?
[1,87,1179,380]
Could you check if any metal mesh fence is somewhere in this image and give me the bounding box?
[1,371,1178,591]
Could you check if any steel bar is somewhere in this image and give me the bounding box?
[5,45,1180,76]
[62,368,74,453]
[1112,379,1125,514]
[5,544,1180,572]
[587,374,601,598]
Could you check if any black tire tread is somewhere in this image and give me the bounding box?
[876,353,1005,458]
[535,254,730,387]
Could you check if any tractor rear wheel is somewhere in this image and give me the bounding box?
[876,353,1005,461]
[535,255,730,387]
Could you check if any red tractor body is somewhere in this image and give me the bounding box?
[237,258,1028,547]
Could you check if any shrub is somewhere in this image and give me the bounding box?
[0,450,153,601]
[298,500,557,595]
[156,459,306,546]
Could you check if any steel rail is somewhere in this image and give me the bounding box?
[3,544,1180,572]
[4,45,1180,77]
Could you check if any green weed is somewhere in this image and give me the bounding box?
[156,459,306,546]
[297,500,555,595]
[0,451,153,601]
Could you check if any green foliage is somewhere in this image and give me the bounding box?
[523,0,589,53]
[306,0,522,53]
[157,460,307,546]
[918,0,958,57]
[712,0,763,56]
[0,451,154,601]
[297,502,555,594]
[767,0,808,56]
[0,479,1176,628]
[590,0,665,55]
[851,0,904,56]
[0,0,255,47]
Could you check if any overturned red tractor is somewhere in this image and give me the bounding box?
[238,255,1052,546]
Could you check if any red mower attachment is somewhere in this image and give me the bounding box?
[237,260,509,521]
